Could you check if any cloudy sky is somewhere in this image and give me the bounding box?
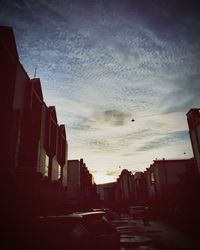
[1,0,200,183]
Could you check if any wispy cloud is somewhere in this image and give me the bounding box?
[162,74,200,113]
[138,130,190,152]
[106,170,120,176]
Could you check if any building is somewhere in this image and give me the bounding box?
[117,169,134,203]
[96,182,118,205]
[67,159,94,205]
[187,108,200,175]
[1,25,31,173]
[0,26,68,214]
[57,125,68,187]
[132,171,147,204]
[45,106,59,182]
[146,158,195,201]
[80,159,91,202]
[0,26,45,213]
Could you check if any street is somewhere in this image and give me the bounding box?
[111,215,200,250]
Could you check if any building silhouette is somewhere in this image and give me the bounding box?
[187,108,200,175]
[0,25,68,215]
[67,159,96,207]
[97,182,118,205]
[117,169,134,203]
[145,158,195,201]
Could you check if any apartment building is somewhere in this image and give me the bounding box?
[187,108,200,175]
[67,159,94,204]
[96,182,118,204]
[117,169,134,202]
[1,26,68,213]
[146,158,195,200]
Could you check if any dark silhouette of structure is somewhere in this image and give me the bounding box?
[0,26,68,217]
[187,108,200,175]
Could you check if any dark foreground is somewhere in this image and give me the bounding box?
[2,210,200,250]
[111,215,200,250]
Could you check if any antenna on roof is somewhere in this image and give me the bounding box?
[34,66,37,78]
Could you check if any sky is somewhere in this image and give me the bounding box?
[1,0,200,184]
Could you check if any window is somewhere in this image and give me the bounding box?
[45,155,49,177]
[150,172,155,184]
[58,165,62,180]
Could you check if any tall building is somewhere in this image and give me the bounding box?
[1,26,68,214]
[117,169,134,202]
[67,160,81,201]
[133,172,147,204]
[146,158,195,200]
[187,108,200,174]
[0,26,44,212]
[57,125,68,187]
[96,182,118,204]
[1,25,30,173]
[67,159,94,204]
[45,106,59,182]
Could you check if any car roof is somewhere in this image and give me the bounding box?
[92,208,110,211]
[129,206,146,209]
[72,211,106,221]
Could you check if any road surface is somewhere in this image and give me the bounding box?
[111,215,200,250]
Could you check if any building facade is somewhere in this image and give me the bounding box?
[117,169,134,203]
[67,159,95,205]
[96,182,118,204]
[132,172,147,204]
[146,158,195,201]
[187,108,200,175]
[1,26,68,214]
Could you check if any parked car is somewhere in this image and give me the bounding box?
[129,205,149,219]
[91,208,118,220]
[71,211,120,250]
[20,211,120,250]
